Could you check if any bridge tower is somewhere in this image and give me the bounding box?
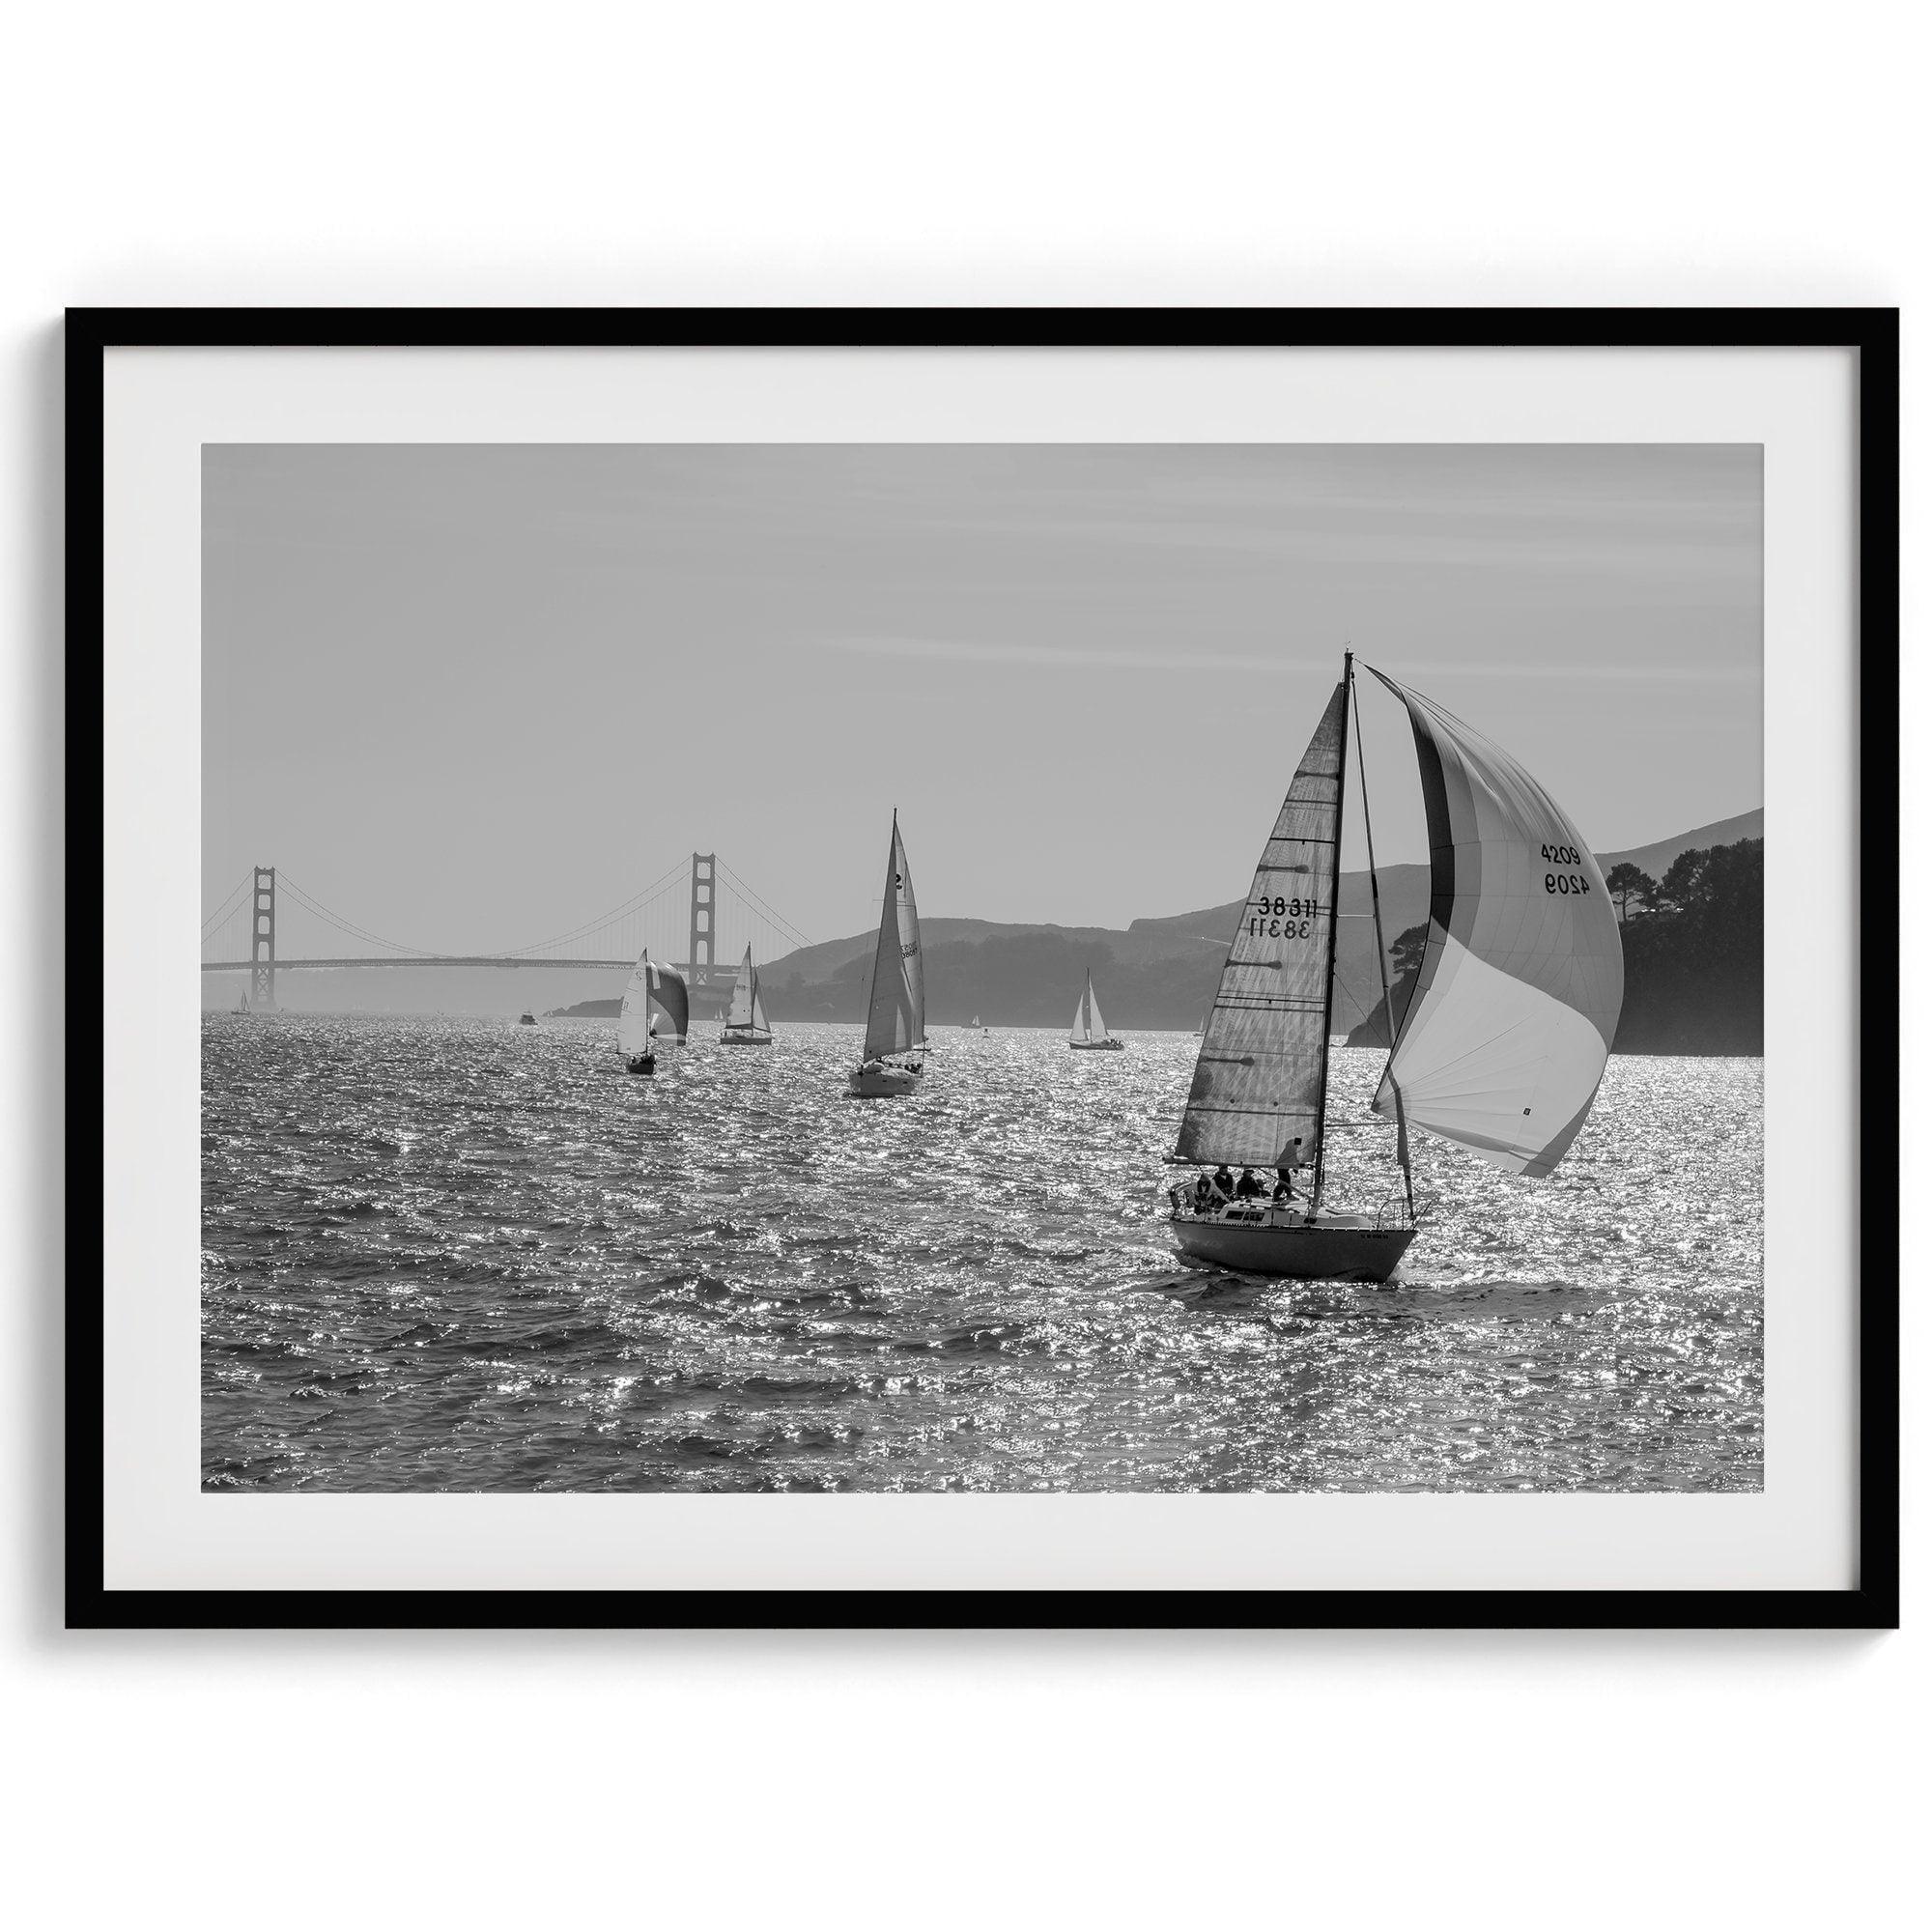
[249,866,277,1010]
[688,852,716,986]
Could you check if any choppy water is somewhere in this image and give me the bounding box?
[201,1017,1762,1492]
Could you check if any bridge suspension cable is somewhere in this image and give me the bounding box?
[276,872,440,956]
[714,858,814,955]
[495,858,690,958]
[201,873,254,939]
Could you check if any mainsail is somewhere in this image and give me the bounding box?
[618,949,689,1056]
[1070,972,1110,1043]
[1175,678,1349,1173]
[725,946,760,1028]
[1366,668,1623,1177]
[860,814,923,1060]
[724,945,772,1038]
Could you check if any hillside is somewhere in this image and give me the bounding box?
[756,808,1761,1047]
[1346,836,1765,1056]
[1595,808,1763,882]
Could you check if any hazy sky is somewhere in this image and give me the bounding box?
[203,443,1760,953]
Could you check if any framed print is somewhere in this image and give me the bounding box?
[70,307,1897,1629]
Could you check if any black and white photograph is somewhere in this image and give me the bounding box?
[198,440,1766,1497]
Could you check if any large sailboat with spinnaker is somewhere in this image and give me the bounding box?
[847,811,925,1097]
[617,948,689,1076]
[1167,651,1623,1282]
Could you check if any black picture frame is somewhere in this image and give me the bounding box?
[67,306,1899,1632]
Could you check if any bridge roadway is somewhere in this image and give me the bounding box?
[202,957,676,974]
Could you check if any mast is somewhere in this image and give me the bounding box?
[1309,654,1351,1215]
[1349,658,1417,1222]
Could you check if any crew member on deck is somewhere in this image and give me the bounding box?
[1211,1164,1235,1201]
[1192,1172,1214,1214]
[1235,1167,1264,1200]
[1273,1136,1306,1203]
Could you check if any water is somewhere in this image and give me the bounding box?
[201,1017,1762,1492]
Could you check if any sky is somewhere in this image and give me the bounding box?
[203,442,1761,960]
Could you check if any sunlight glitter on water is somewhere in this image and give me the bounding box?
[200,1017,1762,1493]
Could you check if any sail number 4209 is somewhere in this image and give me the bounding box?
[1540,841,1590,895]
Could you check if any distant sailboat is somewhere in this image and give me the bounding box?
[719,945,774,1045]
[617,948,690,1076]
[1068,969,1124,1052]
[1167,651,1623,1282]
[848,811,925,1097]
[519,1011,537,1026]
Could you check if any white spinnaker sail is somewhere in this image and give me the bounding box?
[726,946,755,1028]
[1175,678,1349,1172]
[860,815,923,1059]
[653,961,690,1043]
[1367,668,1624,1177]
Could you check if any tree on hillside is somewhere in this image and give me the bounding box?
[1346,922,1431,1047]
[1613,838,1762,1053]
[1604,862,1658,922]
[1657,847,1709,914]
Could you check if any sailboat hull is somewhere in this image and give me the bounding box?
[624,1055,656,1075]
[1169,1213,1413,1283]
[847,1065,921,1098]
[719,1029,773,1046]
[1069,1038,1125,1051]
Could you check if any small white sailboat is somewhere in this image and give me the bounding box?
[617,947,690,1076]
[1068,969,1124,1051]
[1168,651,1624,1282]
[848,811,925,1097]
[719,945,774,1045]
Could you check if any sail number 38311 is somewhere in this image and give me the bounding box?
[1249,895,1321,940]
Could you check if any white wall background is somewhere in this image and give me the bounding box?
[3,5,1918,1927]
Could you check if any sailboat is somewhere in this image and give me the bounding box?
[1068,969,1124,1051]
[617,947,690,1076]
[719,945,774,1045]
[1167,651,1623,1282]
[847,811,925,1097]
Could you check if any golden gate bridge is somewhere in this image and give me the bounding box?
[200,854,813,1012]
